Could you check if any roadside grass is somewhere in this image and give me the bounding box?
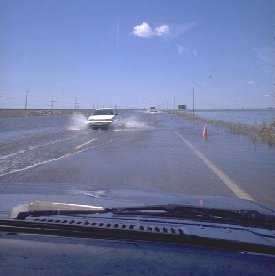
[174,111,275,147]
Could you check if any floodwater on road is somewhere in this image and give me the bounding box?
[0,110,274,208]
[194,109,275,125]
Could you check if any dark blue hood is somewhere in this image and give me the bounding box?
[0,183,274,219]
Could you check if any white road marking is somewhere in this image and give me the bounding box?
[175,130,254,201]
[75,138,97,150]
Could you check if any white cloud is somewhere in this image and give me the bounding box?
[132,22,154,38]
[248,80,255,85]
[132,22,170,38]
[154,25,170,36]
[177,45,197,56]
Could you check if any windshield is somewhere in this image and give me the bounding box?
[0,0,274,219]
[93,109,114,116]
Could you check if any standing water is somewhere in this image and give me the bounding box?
[193,110,274,125]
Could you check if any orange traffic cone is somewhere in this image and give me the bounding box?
[202,124,208,137]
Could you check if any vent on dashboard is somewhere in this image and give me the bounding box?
[30,217,185,236]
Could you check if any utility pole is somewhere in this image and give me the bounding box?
[74,98,80,109]
[173,96,175,110]
[192,88,195,115]
[24,90,28,110]
[49,100,56,109]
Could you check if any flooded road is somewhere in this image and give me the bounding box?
[0,110,274,208]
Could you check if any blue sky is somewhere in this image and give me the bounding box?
[0,0,274,109]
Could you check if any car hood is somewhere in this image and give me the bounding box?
[88,114,115,120]
[0,183,274,218]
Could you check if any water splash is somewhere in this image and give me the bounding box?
[68,113,89,130]
[114,116,152,131]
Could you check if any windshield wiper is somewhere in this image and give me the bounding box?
[10,201,106,220]
[10,201,275,229]
[111,204,275,229]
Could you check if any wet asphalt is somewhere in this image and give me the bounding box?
[0,110,274,208]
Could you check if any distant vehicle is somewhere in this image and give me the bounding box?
[149,106,158,113]
[88,108,117,130]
